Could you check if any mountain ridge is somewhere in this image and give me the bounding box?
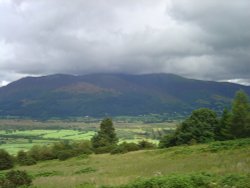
[0,73,249,119]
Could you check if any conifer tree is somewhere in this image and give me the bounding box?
[231,90,250,138]
[216,108,233,140]
[91,118,118,151]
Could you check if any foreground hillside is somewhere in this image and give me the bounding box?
[0,73,250,118]
[8,138,250,188]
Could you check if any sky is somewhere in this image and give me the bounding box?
[0,0,250,86]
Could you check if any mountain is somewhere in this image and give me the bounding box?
[0,73,249,119]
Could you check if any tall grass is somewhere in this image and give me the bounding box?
[11,138,250,187]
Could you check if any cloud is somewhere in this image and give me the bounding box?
[0,0,249,85]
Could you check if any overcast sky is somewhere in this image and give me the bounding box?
[0,0,250,86]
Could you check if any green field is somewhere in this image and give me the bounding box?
[0,119,176,154]
[5,138,250,188]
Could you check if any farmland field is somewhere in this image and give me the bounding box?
[0,118,177,154]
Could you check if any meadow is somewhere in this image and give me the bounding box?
[0,118,176,154]
[6,138,250,188]
[0,118,250,187]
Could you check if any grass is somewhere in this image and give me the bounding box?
[42,130,86,139]
[9,138,250,188]
[0,143,36,155]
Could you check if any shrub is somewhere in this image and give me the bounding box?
[27,140,93,162]
[111,142,139,154]
[16,150,36,166]
[28,145,56,161]
[0,170,32,188]
[112,173,250,188]
[38,146,56,160]
[71,140,93,155]
[0,149,14,170]
[220,174,250,188]
[94,145,116,154]
[57,150,74,161]
[138,140,156,149]
[118,175,195,188]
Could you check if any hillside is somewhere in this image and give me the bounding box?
[0,73,249,119]
[10,138,250,188]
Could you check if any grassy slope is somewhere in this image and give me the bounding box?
[10,139,250,188]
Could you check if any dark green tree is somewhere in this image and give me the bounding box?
[0,149,13,170]
[91,118,118,153]
[160,108,219,147]
[231,90,250,138]
[215,108,233,140]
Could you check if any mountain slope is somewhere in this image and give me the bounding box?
[0,73,249,118]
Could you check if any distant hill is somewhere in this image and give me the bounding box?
[0,73,249,119]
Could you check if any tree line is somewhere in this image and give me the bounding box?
[160,90,250,147]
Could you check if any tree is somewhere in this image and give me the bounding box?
[215,108,233,140]
[160,108,219,147]
[91,118,118,153]
[0,149,13,170]
[231,90,250,138]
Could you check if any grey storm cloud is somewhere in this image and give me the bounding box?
[0,0,250,86]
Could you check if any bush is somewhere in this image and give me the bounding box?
[0,170,32,188]
[57,150,74,161]
[220,174,250,188]
[117,175,195,188]
[27,140,93,162]
[0,149,14,170]
[38,146,56,160]
[71,140,93,155]
[111,142,140,154]
[111,173,250,188]
[138,140,156,149]
[28,145,56,161]
[205,138,250,152]
[16,150,36,166]
[94,145,116,154]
